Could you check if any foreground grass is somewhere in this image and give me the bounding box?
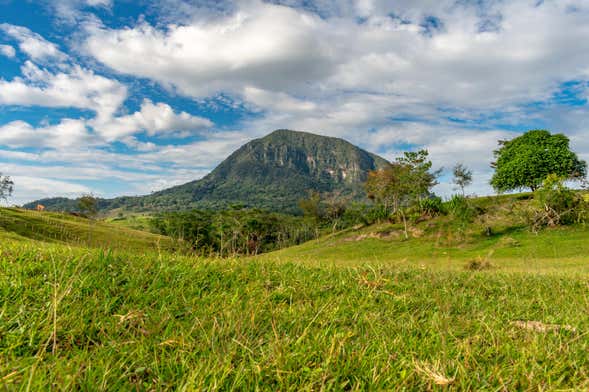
[2,239,589,390]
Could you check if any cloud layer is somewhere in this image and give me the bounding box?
[1,0,589,204]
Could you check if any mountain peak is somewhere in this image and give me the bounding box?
[24,130,390,214]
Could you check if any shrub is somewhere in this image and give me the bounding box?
[527,174,588,229]
[418,196,446,216]
[446,195,475,223]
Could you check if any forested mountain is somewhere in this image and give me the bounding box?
[24,130,389,214]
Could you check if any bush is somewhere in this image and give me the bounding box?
[446,195,475,223]
[527,174,588,229]
[365,204,391,223]
[418,196,446,216]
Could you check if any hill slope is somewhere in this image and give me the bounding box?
[24,130,389,214]
[260,193,589,272]
[0,208,173,251]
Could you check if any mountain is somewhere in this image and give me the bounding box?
[24,130,390,214]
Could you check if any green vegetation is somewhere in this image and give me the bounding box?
[452,163,473,196]
[365,149,440,238]
[78,194,98,219]
[3,129,589,389]
[150,208,317,256]
[491,130,587,192]
[0,173,13,202]
[0,208,173,252]
[2,201,589,390]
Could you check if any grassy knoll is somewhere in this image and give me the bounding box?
[260,222,589,273]
[1,201,589,390]
[0,208,173,252]
[260,193,589,273]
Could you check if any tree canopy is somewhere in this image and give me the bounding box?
[78,195,98,218]
[490,130,587,192]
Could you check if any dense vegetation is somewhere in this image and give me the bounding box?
[150,208,318,256]
[491,130,586,192]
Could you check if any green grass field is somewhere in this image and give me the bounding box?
[1,205,589,390]
[0,208,173,252]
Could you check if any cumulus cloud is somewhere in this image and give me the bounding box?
[0,25,215,152]
[0,119,91,149]
[93,99,213,141]
[84,2,336,97]
[0,61,127,120]
[83,0,589,109]
[0,24,67,62]
[0,44,15,58]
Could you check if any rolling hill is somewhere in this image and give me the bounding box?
[24,129,389,214]
[0,207,174,252]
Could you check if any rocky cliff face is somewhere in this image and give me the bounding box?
[150,129,390,212]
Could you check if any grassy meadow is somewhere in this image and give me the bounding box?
[1,205,589,390]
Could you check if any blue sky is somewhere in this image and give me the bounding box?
[1,0,588,204]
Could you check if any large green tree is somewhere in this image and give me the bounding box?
[490,130,586,192]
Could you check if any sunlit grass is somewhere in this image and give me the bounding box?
[1,204,589,389]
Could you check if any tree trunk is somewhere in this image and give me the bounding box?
[401,210,408,240]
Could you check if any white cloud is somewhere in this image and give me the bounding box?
[0,119,91,149]
[46,0,113,24]
[0,61,127,121]
[93,99,213,141]
[243,87,317,113]
[84,2,336,97]
[0,44,15,58]
[0,24,67,62]
[81,0,589,112]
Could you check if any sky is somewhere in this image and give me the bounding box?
[0,0,588,205]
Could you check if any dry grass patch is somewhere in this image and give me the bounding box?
[414,360,455,386]
[511,320,577,333]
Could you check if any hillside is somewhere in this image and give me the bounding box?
[0,208,174,252]
[24,130,389,214]
[260,193,589,272]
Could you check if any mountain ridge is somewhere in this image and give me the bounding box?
[24,129,389,214]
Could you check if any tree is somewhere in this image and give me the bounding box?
[366,162,412,217]
[298,191,323,221]
[395,150,441,202]
[490,130,587,192]
[78,194,98,218]
[366,150,440,238]
[0,173,14,202]
[452,163,473,196]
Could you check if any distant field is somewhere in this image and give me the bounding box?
[1,206,589,390]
